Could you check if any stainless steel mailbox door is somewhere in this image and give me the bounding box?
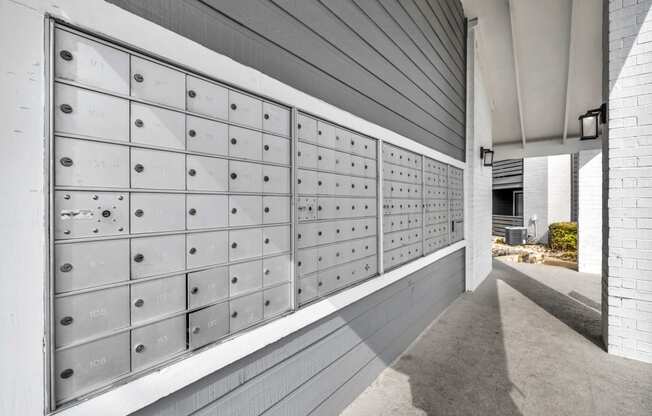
[55,28,129,94]
[297,275,318,305]
[187,155,229,192]
[55,332,130,403]
[229,291,263,332]
[186,115,229,156]
[262,196,290,224]
[297,142,318,169]
[263,165,290,194]
[229,195,262,227]
[297,222,318,248]
[130,234,186,279]
[130,193,185,234]
[263,284,291,318]
[130,148,185,190]
[54,286,129,348]
[131,102,185,150]
[263,225,290,256]
[296,247,318,276]
[317,120,336,148]
[229,161,262,193]
[317,147,336,172]
[55,239,130,293]
[54,83,129,141]
[55,137,129,188]
[186,75,229,120]
[297,169,317,194]
[187,231,229,269]
[130,56,185,108]
[297,113,317,143]
[262,102,290,137]
[228,125,262,161]
[229,260,262,296]
[188,302,229,349]
[187,194,229,230]
[262,134,290,165]
[188,266,229,309]
[262,254,291,287]
[333,150,351,175]
[229,228,262,261]
[228,90,262,129]
[54,191,129,239]
[130,275,186,324]
[131,315,186,371]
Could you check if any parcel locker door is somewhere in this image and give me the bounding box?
[131,315,186,371]
[228,90,262,129]
[54,332,130,403]
[54,286,129,348]
[186,115,229,156]
[229,228,263,262]
[187,231,229,269]
[55,137,129,188]
[187,194,229,230]
[130,234,186,279]
[262,102,290,137]
[229,195,262,227]
[188,302,230,349]
[130,148,185,190]
[263,284,291,318]
[130,56,185,108]
[54,191,129,239]
[188,266,229,309]
[54,83,129,142]
[131,102,185,150]
[186,75,229,120]
[229,292,263,332]
[187,155,229,192]
[229,260,262,296]
[130,275,186,324]
[130,193,185,234]
[55,239,130,293]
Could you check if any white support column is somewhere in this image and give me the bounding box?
[578,149,602,274]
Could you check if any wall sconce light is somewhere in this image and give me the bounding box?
[480,147,494,167]
[579,103,607,140]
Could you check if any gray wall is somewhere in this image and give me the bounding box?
[133,249,465,416]
[107,0,467,161]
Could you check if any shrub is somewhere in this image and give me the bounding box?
[548,222,577,252]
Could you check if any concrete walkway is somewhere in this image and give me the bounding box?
[341,259,652,416]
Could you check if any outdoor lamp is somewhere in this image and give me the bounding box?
[579,103,607,140]
[480,147,494,167]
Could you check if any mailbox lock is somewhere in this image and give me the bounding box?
[264,113,270,120]
[60,104,73,114]
[60,369,74,379]
[231,277,238,284]
[60,316,74,326]
[188,90,197,98]
[188,129,197,137]
[264,238,270,244]
[231,138,237,145]
[265,300,271,306]
[318,130,322,135]
[231,208,237,214]
[231,311,238,318]
[134,299,144,307]
[264,207,270,213]
[101,210,112,218]
[190,287,199,294]
[60,157,73,167]
[133,253,144,263]
[264,269,270,275]
[134,119,144,128]
[298,288,302,294]
[297,123,302,129]
[264,145,270,151]
[189,247,197,255]
[336,275,341,280]
[134,344,146,353]
[59,50,73,61]
[133,73,144,83]
[188,169,197,176]
[230,173,237,180]
[231,242,237,249]
[134,164,145,173]
[263,176,270,182]
[189,208,197,216]
[192,327,200,334]
[318,281,323,287]
[60,263,73,273]
[230,103,237,110]
[134,209,144,217]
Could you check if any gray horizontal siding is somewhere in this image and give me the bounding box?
[107,0,466,161]
[132,249,465,416]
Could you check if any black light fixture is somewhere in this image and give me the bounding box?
[480,147,494,167]
[579,103,607,140]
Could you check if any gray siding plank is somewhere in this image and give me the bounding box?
[206,0,464,148]
[416,0,464,63]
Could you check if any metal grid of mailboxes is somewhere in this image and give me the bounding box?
[449,166,464,243]
[424,156,451,254]
[382,143,424,270]
[51,26,294,404]
[295,113,379,306]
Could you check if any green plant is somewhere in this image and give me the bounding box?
[495,237,505,244]
[548,222,577,252]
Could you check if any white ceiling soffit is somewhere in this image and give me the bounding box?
[462,0,603,156]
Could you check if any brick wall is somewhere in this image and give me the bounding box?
[578,150,603,274]
[607,0,652,362]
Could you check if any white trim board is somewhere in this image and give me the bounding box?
[38,0,465,169]
[58,241,465,416]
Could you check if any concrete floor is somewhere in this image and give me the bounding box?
[341,259,652,416]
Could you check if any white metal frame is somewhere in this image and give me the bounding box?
[23,2,468,414]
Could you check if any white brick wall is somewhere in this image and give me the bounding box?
[578,150,603,274]
[608,0,652,362]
